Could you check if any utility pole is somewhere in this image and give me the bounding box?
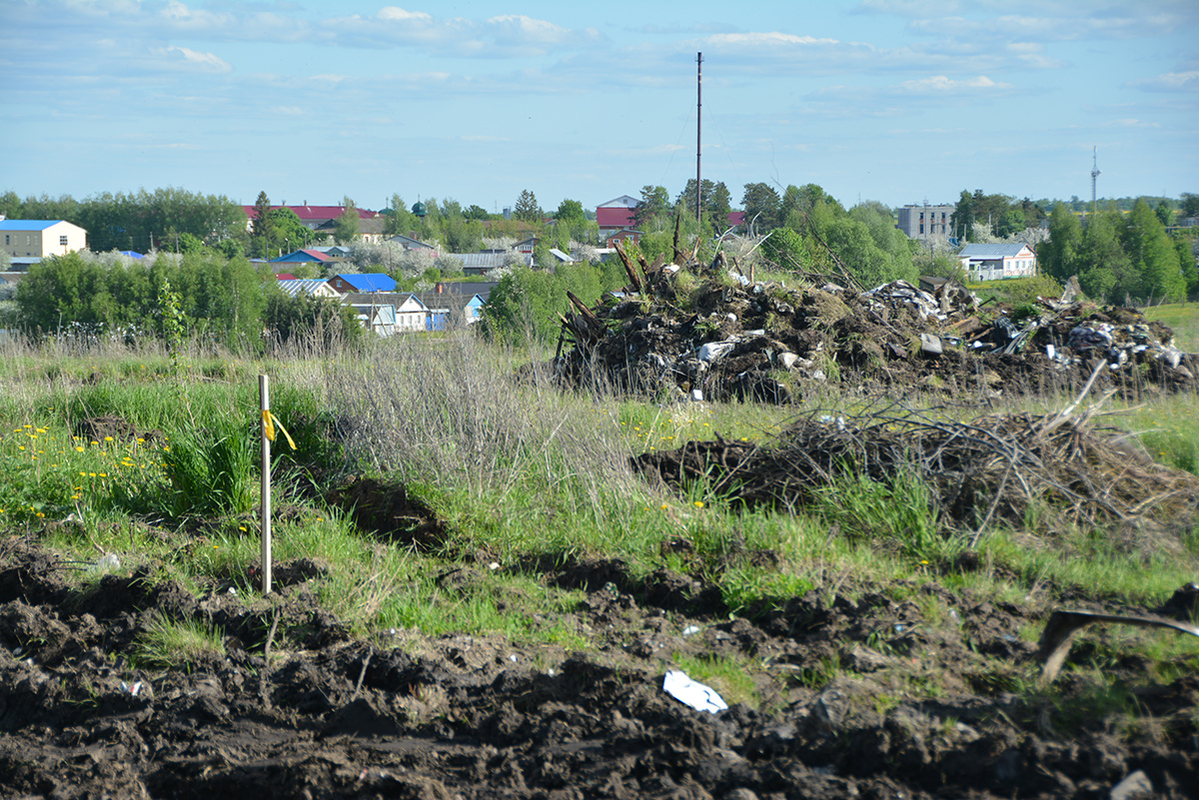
[1091,146,1101,214]
[696,52,703,225]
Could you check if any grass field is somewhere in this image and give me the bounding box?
[1143,301,1199,352]
[1,328,1197,730]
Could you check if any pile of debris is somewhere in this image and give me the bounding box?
[554,245,1197,403]
[633,396,1199,542]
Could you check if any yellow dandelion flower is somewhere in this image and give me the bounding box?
[104,436,114,442]
[76,446,85,452]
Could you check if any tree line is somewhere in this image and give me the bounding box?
[0,188,247,255]
[7,250,363,351]
[1039,199,1198,303]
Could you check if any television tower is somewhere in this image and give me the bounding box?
[1091,146,1101,211]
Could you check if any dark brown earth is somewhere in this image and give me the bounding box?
[2,532,1197,800]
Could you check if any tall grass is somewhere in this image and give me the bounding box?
[323,331,637,506]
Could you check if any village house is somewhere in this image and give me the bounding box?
[957,243,1037,281]
[0,219,88,258]
[325,273,397,294]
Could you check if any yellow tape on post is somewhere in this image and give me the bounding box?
[261,410,296,450]
[270,412,297,450]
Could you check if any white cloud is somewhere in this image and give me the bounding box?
[910,11,1185,42]
[1101,118,1161,127]
[156,46,232,73]
[898,75,1012,94]
[707,32,843,48]
[852,0,962,15]
[1127,71,1199,92]
[377,7,434,23]
[486,15,572,44]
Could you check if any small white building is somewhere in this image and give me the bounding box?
[957,243,1037,281]
[0,220,88,258]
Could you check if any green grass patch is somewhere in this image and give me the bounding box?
[133,613,227,672]
[1142,301,1199,352]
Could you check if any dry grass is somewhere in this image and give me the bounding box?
[321,331,638,507]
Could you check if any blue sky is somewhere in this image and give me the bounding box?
[2,0,1196,214]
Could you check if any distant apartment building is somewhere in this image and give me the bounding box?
[896,204,955,240]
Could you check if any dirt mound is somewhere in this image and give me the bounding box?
[74,415,165,445]
[325,476,448,550]
[2,536,1198,799]
[554,247,1197,402]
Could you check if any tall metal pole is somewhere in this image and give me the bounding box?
[696,52,703,225]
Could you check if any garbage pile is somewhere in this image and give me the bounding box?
[553,246,1197,402]
[632,403,1199,542]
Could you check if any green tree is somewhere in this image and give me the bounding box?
[554,198,586,225]
[677,179,733,235]
[16,252,96,333]
[1182,193,1199,219]
[1041,204,1082,282]
[513,190,542,223]
[443,217,484,253]
[951,190,975,241]
[1124,198,1184,301]
[742,183,782,233]
[264,289,364,350]
[480,265,561,344]
[1076,209,1129,301]
[760,227,812,271]
[333,197,360,244]
[269,207,314,253]
[633,185,670,230]
[1175,236,1199,297]
[383,193,419,236]
[464,204,491,221]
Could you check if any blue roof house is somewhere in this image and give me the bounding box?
[327,273,396,294]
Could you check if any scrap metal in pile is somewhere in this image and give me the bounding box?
[633,396,1199,545]
[554,248,1197,401]
[960,277,1196,393]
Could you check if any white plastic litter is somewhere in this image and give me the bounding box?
[698,341,735,363]
[95,554,120,572]
[663,669,728,714]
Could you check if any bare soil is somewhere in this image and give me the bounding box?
[2,533,1196,800]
